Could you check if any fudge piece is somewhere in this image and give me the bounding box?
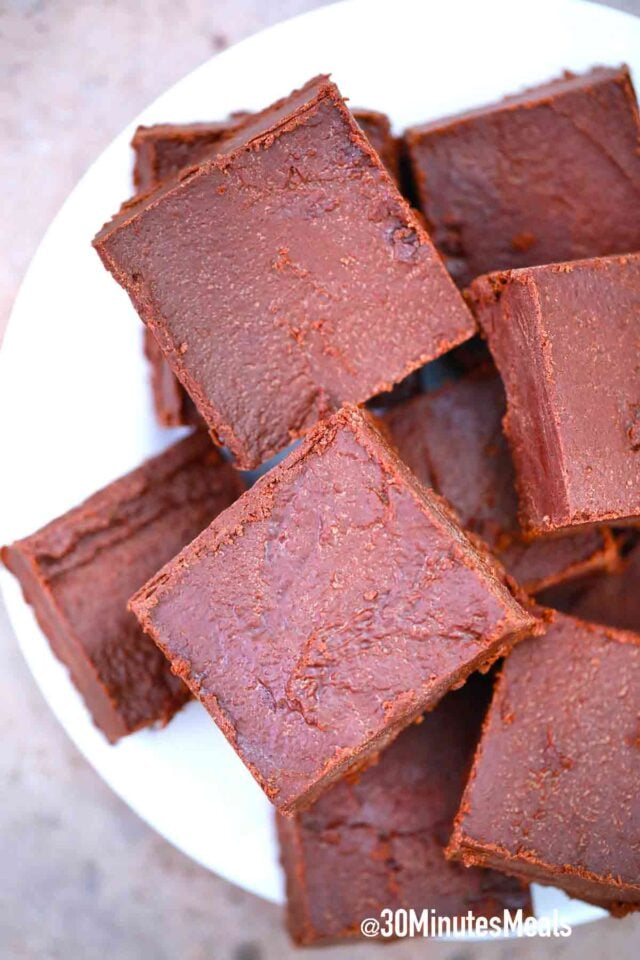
[278,675,531,946]
[130,406,539,814]
[469,254,640,536]
[448,612,640,914]
[132,118,246,193]
[1,433,244,742]
[542,538,640,631]
[95,75,475,469]
[133,108,399,428]
[143,327,199,427]
[384,370,617,593]
[404,66,640,287]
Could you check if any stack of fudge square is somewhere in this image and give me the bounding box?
[4,65,640,944]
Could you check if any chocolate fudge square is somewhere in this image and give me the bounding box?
[384,369,616,593]
[448,612,640,914]
[469,253,640,536]
[278,676,531,946]
[95,75,474,468]
[133,108,399,428]
[130,407,538,814]
[1,433,244,742]
[404,66,640,287]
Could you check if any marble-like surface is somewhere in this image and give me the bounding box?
[1,2,640,957]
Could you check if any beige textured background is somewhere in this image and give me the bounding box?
[1,2,640,957]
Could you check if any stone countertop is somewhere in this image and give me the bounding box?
[1,2,640,958]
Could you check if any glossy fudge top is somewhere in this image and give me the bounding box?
[449,613,640,910]
[278,677,530,946]
[95,75,474,468]
[384,370,614,593]
[1,433,244,742]
[405,66,640,287]
[470,253,640,535]
[130,407,537,813]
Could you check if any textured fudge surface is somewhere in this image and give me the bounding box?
[95,75,474,468]
[470,253,640,535]
[384,370,615,593]
[1,433,244,742]
[405,66,640,288]
[278,676,531,946]
[130,407,537,813]
[133,108,399,428]
[449,612,640,912]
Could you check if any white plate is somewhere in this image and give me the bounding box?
[1,0,637,927]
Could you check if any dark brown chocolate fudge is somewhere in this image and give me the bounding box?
[544,538,640,631]
[133,108,400,428]
[278,676,531,946]
[384,370,617,593]
[1,433,244,742]
[95,75,475,468]
[130,407,538,813]
[469,254,640,536]
[448,612,640,914]
[404,66,640,287]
